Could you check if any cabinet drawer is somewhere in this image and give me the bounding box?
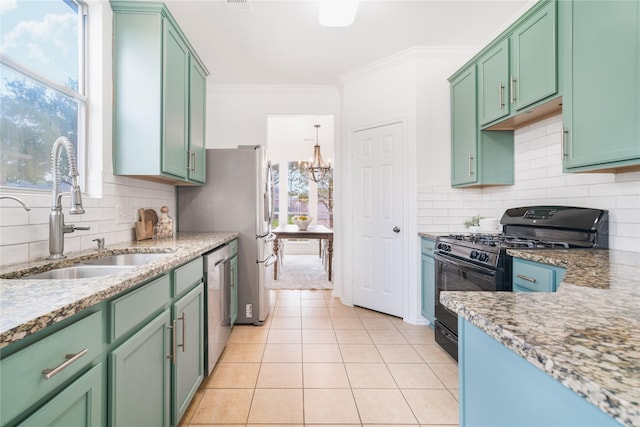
[173,257,203,296]
[512,259,554,292]
[421,238,436,257]
[0,311,102,426]
[110,274,171,341]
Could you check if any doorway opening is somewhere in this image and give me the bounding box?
[267,115,335,289]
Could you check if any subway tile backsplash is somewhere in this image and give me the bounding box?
[0,175,175,266]
[418,114,640,252]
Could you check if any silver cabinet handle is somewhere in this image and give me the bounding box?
[42,348,88,380]
[214,257,228,267]
[393,226,400,233]
[191,151,196,173]
[167,320,177,364]
[468,155,474,176]
[178,312,186,352]
[510,76,517,104]
[561,128,568,160]
[516,274,537,283]
[499,83,505,109]
[186,150,191,172]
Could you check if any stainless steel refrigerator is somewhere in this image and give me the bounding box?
[177,145,276,326]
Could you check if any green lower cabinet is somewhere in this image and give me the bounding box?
[420,237,436,324]
[512,258,565,292]
[173,283,205,425]
[561,0,640,171]
[110,309,172,427]
[459,319,620,426]
[18,364,102,427]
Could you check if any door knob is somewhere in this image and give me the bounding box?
[393,226,400,233]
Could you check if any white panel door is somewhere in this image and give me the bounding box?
[352,122,404,316]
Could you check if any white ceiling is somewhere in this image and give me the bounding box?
[164,0,534,85]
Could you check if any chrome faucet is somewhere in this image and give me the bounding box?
[0,195,31,211]
[48,137,90,260]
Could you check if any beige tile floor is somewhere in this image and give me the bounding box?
[181,289,458,426]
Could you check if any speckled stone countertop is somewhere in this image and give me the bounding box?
[418,232,450,240]
[0,232,238,349]
[441,248,640,426]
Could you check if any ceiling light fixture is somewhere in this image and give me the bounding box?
[306,124,332,183]
[319,1,359,27]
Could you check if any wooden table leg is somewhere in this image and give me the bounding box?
[327,235,333,281]
[273,238,279,280]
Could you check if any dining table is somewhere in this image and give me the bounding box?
[271,224,333,281]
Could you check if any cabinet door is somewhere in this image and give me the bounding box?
[173,284,205,425]
[188,58,207,183]
[421,253,435,324]
[563,0,640,170]
[162,21,189,179]
[511,0,557,111]
[450,66,478,186]
[110,309,171,427]
[230,254,238,326]
[18,364,102,427]
[478,39,510,125]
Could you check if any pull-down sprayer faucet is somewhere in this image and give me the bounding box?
[47,137,90,260]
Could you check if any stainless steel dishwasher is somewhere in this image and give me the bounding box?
[203,244,233,375]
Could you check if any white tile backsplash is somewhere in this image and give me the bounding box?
[0,175,175,267]
[418,114,640,252]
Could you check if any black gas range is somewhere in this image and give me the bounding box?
[433,206,609,361]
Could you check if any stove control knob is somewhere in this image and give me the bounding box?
[470,250,478,259]
[446,244,452,252]
[479,253,489,262]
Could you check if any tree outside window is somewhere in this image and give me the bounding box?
[0,0,86,191]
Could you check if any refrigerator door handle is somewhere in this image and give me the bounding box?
[258,253,277,266]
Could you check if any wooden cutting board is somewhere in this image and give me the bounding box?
[135,208,148,241]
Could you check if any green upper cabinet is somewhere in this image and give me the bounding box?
[478,0,558,128]
[561,0,640,172]
[112,2,209,185]
[510,0,557,111]
[188,59,207,183]
[450,65,514,187]
[451,66,478,186]
[478,40,510,125]
[162,22,189,180]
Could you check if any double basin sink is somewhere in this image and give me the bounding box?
[20,253,171,280]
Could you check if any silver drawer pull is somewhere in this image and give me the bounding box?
[516,274,537,283]
[42,349,88,380]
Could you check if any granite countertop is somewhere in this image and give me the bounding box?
[0,232,238,349]
[418,232,451,240]
[441,248,640,426]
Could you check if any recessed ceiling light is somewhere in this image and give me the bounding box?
[319,1,359,27]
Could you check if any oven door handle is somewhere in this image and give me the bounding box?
[434,252,497,277]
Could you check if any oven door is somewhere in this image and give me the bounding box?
[434,253,498,335]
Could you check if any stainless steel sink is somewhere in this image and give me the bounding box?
[25,265,136,280]
[83,253,171,266]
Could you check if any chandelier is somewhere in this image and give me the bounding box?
[306,124,331,183]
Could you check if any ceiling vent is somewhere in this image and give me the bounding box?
[226,0,252,13]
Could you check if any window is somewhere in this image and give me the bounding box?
[317,168,333,228]
[0,0,87,191]
[288,161,309,223]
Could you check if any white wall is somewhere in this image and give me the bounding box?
[206,85,341,149]
[340,47,472,322]
[0,0,176,267]
[417,114,640,253]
